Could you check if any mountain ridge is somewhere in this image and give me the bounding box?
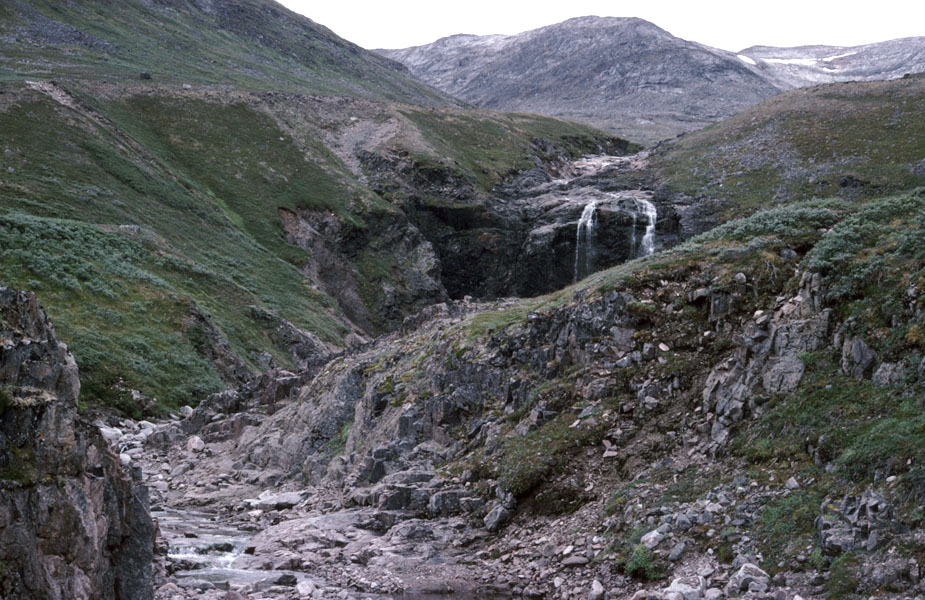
[379,16,925,144]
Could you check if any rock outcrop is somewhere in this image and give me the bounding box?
[362,152,680,299]
[0,288,154,600]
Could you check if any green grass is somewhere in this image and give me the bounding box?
[753,488,828,572]
[398,108,637,192]
[0,0,451,104]
[0,88,353,412]
[493,412,605,497]
[736,353,925,496]
[0,79,630,414]
[653,76,925,220]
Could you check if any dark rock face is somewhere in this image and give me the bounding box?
[362,152,680,300]
[279,206,447,335]
[0,288,154,600]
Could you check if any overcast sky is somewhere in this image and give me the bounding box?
[277,0,923,52]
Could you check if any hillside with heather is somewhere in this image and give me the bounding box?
[1,2,925,599]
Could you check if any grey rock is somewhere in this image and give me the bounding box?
[665,576,706,600]
[840,336,877,380]
[640,528,664,548]
[817,489,894,555]
[762,353,805,394]
[668,541,687,561]
[589,579,605,600]
[484,504,511,532]
[725,563,770,594]
[872,362,905,387]
[0,288,154,600]
[562,555,590,567]
[428,489,464,517]
[186,435,206,453]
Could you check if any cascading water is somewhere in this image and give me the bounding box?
[636,197,657,257]
[573,200,598,282]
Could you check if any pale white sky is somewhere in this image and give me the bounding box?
[278,0,924,52]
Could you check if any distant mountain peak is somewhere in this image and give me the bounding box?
[379,17,925,145]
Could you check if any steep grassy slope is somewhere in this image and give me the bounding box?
[0,80,624,414]
[653,74,925,220]
[0,0,455,104]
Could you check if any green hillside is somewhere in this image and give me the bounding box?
[0,78,620,414]
[0,0,454,104]
[653,74,925,219]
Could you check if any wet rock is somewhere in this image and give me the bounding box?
[296,580,317,596]
[245,490,307,510]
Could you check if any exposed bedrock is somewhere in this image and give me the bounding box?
[361,151,682,301]
[0,288,154,600]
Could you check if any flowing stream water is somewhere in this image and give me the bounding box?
[573,200,599,282]
[636,197,658,257]
[573,194,657,282]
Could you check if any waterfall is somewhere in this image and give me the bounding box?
[573,200,598,282]
[636,197,657,257]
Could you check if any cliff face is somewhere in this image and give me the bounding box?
[0,288,154,600]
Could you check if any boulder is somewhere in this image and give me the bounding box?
[840,336,877,380]
[872,362,905,387]
[665,576,706,600]
[725,563,770,594]
[484,504,511,532]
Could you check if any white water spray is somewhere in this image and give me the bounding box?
[573,200,598,282]
[636,197,657,257]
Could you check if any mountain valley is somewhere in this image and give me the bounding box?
[0,2,924,600]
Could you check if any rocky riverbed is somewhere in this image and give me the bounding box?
[97,257,925,599]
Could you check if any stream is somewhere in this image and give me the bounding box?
[155,506,316,592]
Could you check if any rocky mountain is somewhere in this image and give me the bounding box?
[378,17,925,144]
[0,0,647,418]
[3,0,925,597]
[379,17,782,145]
[738,37,925,90]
